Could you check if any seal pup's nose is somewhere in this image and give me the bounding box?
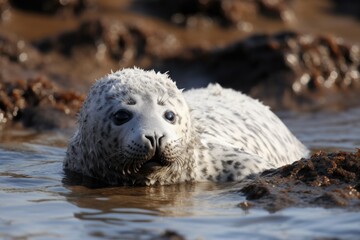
[144,134,165,150]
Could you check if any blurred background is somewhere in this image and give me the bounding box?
[0,0,359,129]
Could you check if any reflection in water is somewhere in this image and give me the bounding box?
[1,108,360,239]
[61,172,249,239]
[63,180,229,218]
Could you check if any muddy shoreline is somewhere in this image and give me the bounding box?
[238,150,360,212]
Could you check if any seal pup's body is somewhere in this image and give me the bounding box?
[64,68,308,185]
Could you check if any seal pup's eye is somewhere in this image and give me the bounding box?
[112,110,132,125]
[164,110,176,124]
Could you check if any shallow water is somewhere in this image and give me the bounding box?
[1,109,360,239]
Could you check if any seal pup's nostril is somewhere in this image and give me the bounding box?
[158,135,165,147]
[145,135,155,148]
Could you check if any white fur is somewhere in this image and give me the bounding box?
[64,68,309,185]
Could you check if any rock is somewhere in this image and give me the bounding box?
[34,18,184,65]
[238,150,360,211]
[8,0,96,15]
[156,31,360,110]
[152,230,186,240]
[0,33,42,69]
[131,0,294,28]
[0,76,84,129]
[330,0,360,20]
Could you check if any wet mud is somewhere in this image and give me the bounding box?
[239,150,360,212]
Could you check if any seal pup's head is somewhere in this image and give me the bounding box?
[65,68,194,185]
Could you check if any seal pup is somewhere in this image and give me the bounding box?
[64,68,308,185]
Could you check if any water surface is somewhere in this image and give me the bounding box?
[1,109,360,239]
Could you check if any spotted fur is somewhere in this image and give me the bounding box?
[64,68,309,185]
